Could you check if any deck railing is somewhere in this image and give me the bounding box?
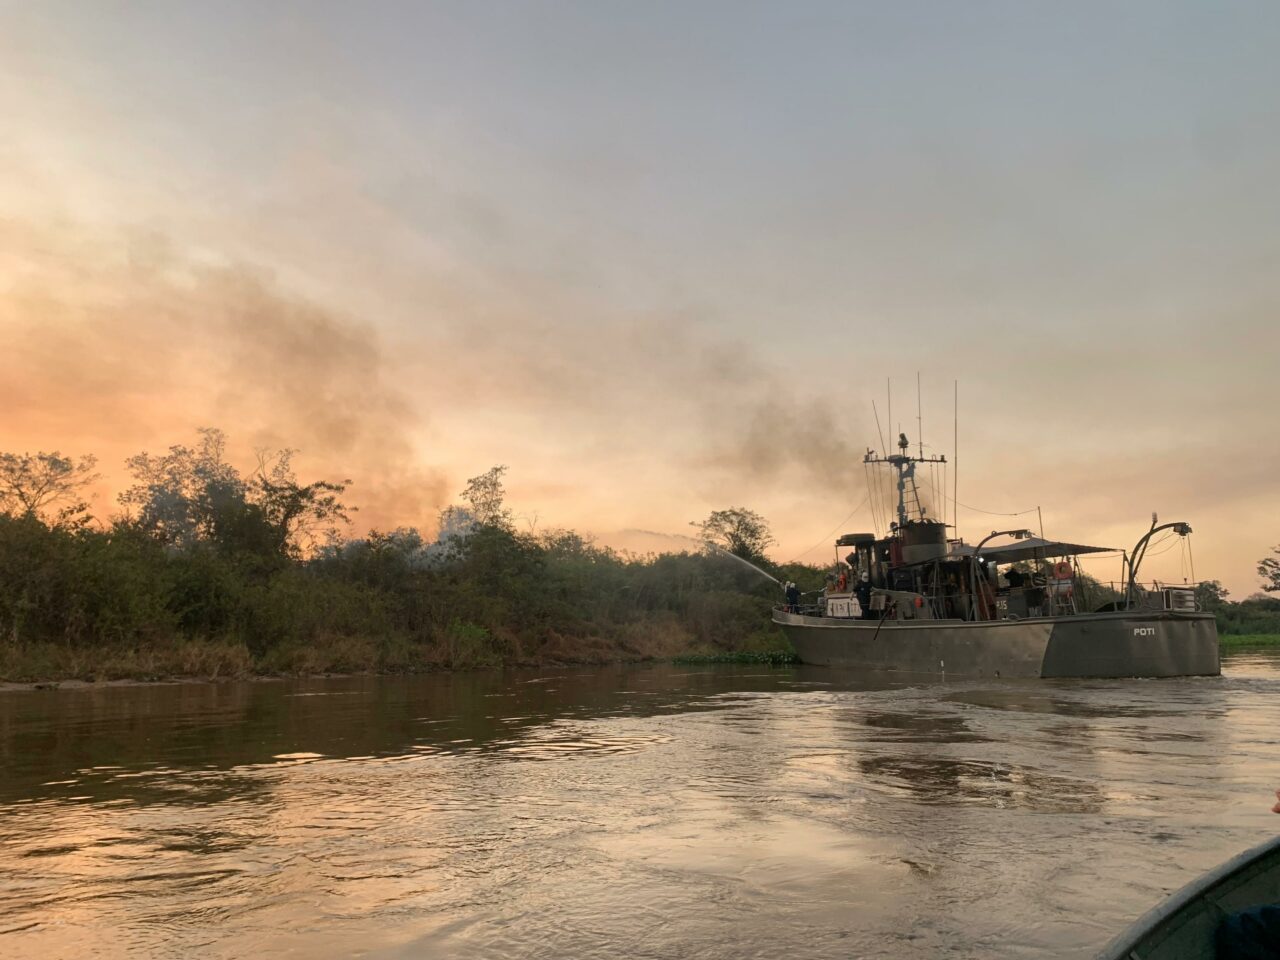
[785,580,1208,622]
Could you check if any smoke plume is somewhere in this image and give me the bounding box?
[0,220,447,530]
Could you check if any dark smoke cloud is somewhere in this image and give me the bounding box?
[0,221,447,530]
[1,218,1272,594]
[208,268,447,528]
[697,397,864,490]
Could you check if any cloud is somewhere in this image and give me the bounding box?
[0,220,447,530]
[1,214,1272,596]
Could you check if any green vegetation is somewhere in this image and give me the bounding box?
[0,436,822,683]
[1195,581,1280,638]
[691,507,775,564]
[1219,634,1280,649]
[1259,544,1280,594]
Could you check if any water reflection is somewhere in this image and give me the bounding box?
[856,755,1106,812]
[0,667,820,808]
[1,656,1278,959]
[847,708,990,743]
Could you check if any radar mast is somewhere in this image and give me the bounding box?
[864,433,947,530]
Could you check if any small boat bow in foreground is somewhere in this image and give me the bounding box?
[1095,835,1280,959]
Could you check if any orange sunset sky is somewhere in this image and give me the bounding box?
[2,2,1277,594]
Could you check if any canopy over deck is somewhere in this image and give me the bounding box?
[976,536,1116,564]
[943,537,1116,563]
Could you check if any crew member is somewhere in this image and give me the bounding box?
[855,572,873,619]
[784,581,801,613]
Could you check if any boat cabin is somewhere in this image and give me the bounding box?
[825,528,1111,622]
[804,434,1199,623]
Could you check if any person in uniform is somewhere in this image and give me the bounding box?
[855,572,873,619]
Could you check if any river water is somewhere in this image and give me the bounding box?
[3,653,1280,959]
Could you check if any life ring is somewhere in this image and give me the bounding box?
[837,573,848,591]
[1053,561,1073,580]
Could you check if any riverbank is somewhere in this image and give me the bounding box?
[1218,633,1280,648]
[3,633,1272,687]
[0,626,796,686]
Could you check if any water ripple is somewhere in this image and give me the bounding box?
[2,659,1279,959]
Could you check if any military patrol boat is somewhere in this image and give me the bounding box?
[772,433,1219,678]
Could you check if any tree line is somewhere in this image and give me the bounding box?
[0,433,819,680]
[1195,580,1280,637]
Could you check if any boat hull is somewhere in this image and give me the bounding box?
[1095,836,1280,959]
[774,609,1219,678]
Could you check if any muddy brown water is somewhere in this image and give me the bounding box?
[3,653,1280,959]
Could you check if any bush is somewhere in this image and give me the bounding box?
[441,619,505,669]
[0,508,814,681]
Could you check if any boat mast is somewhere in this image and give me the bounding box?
[863,432,947,530]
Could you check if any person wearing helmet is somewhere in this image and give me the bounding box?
[855,571,873,619]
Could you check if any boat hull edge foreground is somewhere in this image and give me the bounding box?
[1094,835,1280,960]
[774,610,1220,679]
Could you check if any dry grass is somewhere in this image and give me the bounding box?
[525,617,697,665]
[0,619,794,684]
[0,638,254,683]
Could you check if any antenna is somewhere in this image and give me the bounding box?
[871,400,888,457]
[916,372,924,459]
[886,378,892,457]
[953,380,959,537]
[865,431,946,528]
